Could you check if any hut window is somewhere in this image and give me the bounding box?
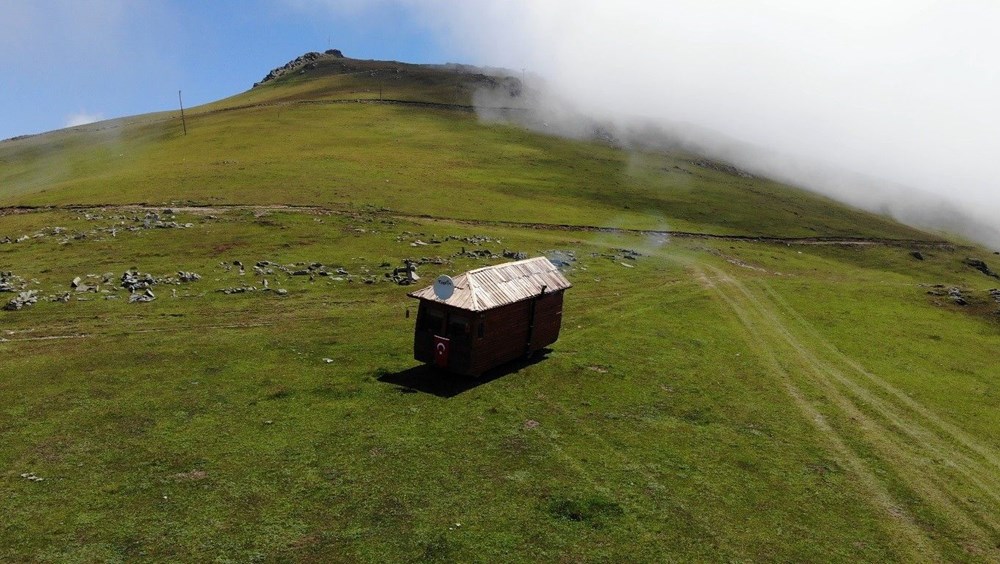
[477,322,485,338]
[448,315,470,339]
[421,308,445,334]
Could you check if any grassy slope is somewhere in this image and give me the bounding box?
[1,55,998,561]
[1,56,930,239]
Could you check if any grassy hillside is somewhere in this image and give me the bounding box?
[1,54,932,239]
[1,53,998,561]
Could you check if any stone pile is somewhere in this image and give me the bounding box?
[121,271,156,292]
[383,261,421,285]
[4,291,38,311]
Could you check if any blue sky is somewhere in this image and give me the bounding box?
[0,1,459,140]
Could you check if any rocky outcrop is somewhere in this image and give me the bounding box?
[254,51,330,88]
[963,258,1000,279]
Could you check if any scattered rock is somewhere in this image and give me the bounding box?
[948,287,967,306]
[547,250,577,269]
[693,159,755,178]
[128,289,156,303]
[503,250,528,261]
[0,272,25,292]
[19,472,44,482]
[445,234,501,246]
[457,248,496,259]
[219,286,256,295]
[177,271,201,282]
[594,248,643,263]
[910,251,924,261]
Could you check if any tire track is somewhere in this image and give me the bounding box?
[697,263,1000,558]
[758,282,1000,474]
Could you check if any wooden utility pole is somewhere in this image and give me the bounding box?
[178,90,187,136]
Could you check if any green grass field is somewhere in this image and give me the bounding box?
[1,54,998,562]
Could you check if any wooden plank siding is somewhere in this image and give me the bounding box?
[413,290,566,376]
[409,257,570,376]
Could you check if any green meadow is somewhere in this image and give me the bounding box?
[1,54,997,562]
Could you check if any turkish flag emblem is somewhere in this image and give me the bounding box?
[434,336,450,368]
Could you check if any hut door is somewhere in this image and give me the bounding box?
[434,335,450,368]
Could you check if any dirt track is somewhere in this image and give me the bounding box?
[0,203,960,249]
[689,261,1000,557]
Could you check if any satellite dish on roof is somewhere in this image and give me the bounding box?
[433,275,455,300]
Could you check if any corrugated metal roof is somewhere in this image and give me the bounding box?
[407,256,572,312]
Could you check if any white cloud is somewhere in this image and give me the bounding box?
[307,0,1000,246]
[65,112,104,128]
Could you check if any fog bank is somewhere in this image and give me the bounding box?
[316,1,1000,246]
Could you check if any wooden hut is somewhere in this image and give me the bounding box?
[408,256,572,376]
